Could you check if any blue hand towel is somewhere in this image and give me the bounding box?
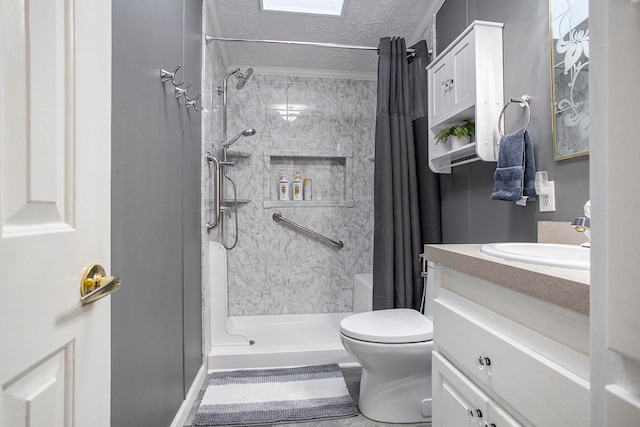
[491,129,536,202]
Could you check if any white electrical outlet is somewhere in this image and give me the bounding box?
[539,181,556,212]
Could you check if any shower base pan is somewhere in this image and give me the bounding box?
[207,312,355,370]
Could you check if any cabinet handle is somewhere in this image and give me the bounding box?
[484,424,497,427]
[477,355,491,369]
[468,408,483,419]
[441,78,455,89]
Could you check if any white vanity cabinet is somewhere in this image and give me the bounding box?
[434,351,521,427]
[427,21,504,173]
[425,246,591,427]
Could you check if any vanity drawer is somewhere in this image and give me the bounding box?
[434,299,590,427]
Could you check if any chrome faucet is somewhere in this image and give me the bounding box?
[572,200,591,247]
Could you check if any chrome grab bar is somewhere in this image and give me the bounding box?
[206,154,221,232]
[272,213,344,249]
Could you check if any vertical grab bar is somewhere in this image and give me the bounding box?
[206,154,221,232]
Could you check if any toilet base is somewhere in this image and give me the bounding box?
[358,366,432,424]
[339,310,434,424]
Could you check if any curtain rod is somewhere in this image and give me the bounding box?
[205,35,421,55]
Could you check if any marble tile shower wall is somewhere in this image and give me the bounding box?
[225,74,376,316]
[203,41,377,315]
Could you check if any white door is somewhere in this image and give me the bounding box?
[0,1,112,426]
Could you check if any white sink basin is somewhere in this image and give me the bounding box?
[479,243,590,270]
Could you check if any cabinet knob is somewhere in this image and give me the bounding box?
[448,78,454,87]
[477,355,491,369]
[468,408,483,419]
[484,424,497,427]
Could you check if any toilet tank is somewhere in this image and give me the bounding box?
[353,273,373,313]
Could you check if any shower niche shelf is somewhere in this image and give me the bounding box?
[263,150,353,208]
[222,198,251,205]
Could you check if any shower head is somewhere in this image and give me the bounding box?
[223,128,256,148]
[220,67,254,93]
[235,68,253,90]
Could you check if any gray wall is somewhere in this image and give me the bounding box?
[436,0,590,243]
[111,0,202,425]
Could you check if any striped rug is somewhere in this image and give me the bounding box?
[193,364,357,426]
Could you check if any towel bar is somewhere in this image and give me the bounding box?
[498,95,531,136]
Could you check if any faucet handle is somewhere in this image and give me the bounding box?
[572,216,589,232]
[572,217,591,248]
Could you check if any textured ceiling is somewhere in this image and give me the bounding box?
[208,0,437,79]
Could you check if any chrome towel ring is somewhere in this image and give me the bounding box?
[498,95,531,136]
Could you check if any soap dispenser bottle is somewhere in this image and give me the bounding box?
[279,172,289,201]
[303,172,313,200]
[292,170,303,201]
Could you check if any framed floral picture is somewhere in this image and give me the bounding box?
[550,0,589,160]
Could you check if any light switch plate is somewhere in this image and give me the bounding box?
[539,181,556,212]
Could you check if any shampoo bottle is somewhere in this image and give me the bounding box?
[279,172,289,201]
[292,170,303,201]
[303,172,313,200]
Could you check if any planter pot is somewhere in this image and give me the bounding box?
[450,135,471,150]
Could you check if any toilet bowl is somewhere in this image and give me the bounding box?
[339,308,433,424]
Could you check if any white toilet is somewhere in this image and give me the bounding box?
[340,309,433,423]
[340,266,434,423]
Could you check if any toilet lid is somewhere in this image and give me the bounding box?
[340,309,433,343]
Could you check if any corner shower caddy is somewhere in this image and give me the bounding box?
[263,150,353,208]
[426,21,504,173]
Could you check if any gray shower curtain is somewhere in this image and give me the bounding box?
[373,37,441,310]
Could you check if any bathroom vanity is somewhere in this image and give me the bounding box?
[424,244,590,427]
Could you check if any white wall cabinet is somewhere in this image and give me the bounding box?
[427,21,504,173]
[431,263,590,427]
[429,30,476,126]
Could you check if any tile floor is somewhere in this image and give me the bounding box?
[184,366,431,427]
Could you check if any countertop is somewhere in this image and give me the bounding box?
[423,244,590,316]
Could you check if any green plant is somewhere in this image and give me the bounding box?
[435,121,475,144]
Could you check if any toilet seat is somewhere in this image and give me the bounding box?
[340,308,433,344]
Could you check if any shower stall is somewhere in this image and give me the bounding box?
[202,3,377,369]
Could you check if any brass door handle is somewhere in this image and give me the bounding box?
[80,264,121,306]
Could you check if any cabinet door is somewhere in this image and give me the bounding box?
[449,30,476,117]
[605,385,640,427]
[429,59,451,126]
[433,351,490,427]
[488,401,522,427]
[434,352,522,427]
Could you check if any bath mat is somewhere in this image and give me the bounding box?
[193,364,357,426]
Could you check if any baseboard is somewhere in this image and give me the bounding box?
[170,365,207,427]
